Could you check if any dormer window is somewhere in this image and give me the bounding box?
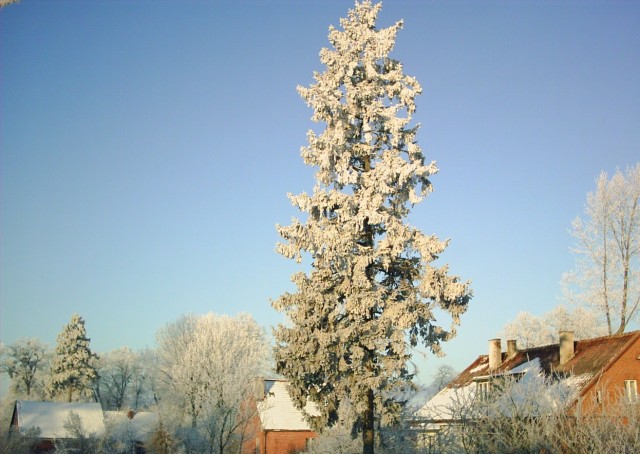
[477,381,491,402]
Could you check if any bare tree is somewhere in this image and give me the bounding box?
[430,365,458,394]
[563,164,640,335]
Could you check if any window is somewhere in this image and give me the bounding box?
[477,381,491,402]
[417,432,437,453]
[305,437,314,449]
[624,380,638,403]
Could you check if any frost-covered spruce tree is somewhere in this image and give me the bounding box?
[273,2,471,453]
[49,314,99,402]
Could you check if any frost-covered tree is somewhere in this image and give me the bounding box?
[0,0,21,10]
[502,312,548,349]
[130,348,161,410]
[156,312,270,454]
[543,305,607,340]
[563,164,640,335]
[155,314,200,429]
[502,305,606,348]
[273,2,471,453]
[95,347,143,411]
[0,338,50,398]
[49,314,99,402]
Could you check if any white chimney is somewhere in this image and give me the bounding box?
[489,339,502,371]
[559,331,574,365]
[254,377,265,400]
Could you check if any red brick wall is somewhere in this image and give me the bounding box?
[579,334,640,413]
[240,411,263,454]
[242,428,317,454]
[262,430,317,454]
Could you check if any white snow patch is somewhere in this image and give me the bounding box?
[469,360,489,374]
[502,357,541,376]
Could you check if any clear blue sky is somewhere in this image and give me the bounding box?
[1,0,639,384]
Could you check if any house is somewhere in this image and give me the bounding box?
[418,330,640,431]
[10,401,160,453]
[10,400,106,452]
[242,379,319,454]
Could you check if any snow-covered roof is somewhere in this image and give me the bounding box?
[257,380,320,431]
[13,401,106,438]
[416,383,475,421]
[104,411,160,442]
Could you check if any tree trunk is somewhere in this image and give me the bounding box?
[362,388,375,454]
[616,260,630,335]
[362,153,375,454]
[602,226,613,335]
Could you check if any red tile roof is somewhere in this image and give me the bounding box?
[449,330,640,401]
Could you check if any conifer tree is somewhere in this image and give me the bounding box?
[49,313,99,402]
[273,2,471,453]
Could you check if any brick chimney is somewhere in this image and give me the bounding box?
[507,339,518,359]
[559,331,574,365]
[489,339,502,371]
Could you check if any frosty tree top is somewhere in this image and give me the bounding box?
[49,313,99,402]
[273,2,471,452]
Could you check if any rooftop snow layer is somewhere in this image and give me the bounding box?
[15,401,106,438]
[257,380,320,431]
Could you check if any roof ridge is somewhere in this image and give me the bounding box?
[511,330,640,353]
[513,343,557,354]
[575,329,639,344]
